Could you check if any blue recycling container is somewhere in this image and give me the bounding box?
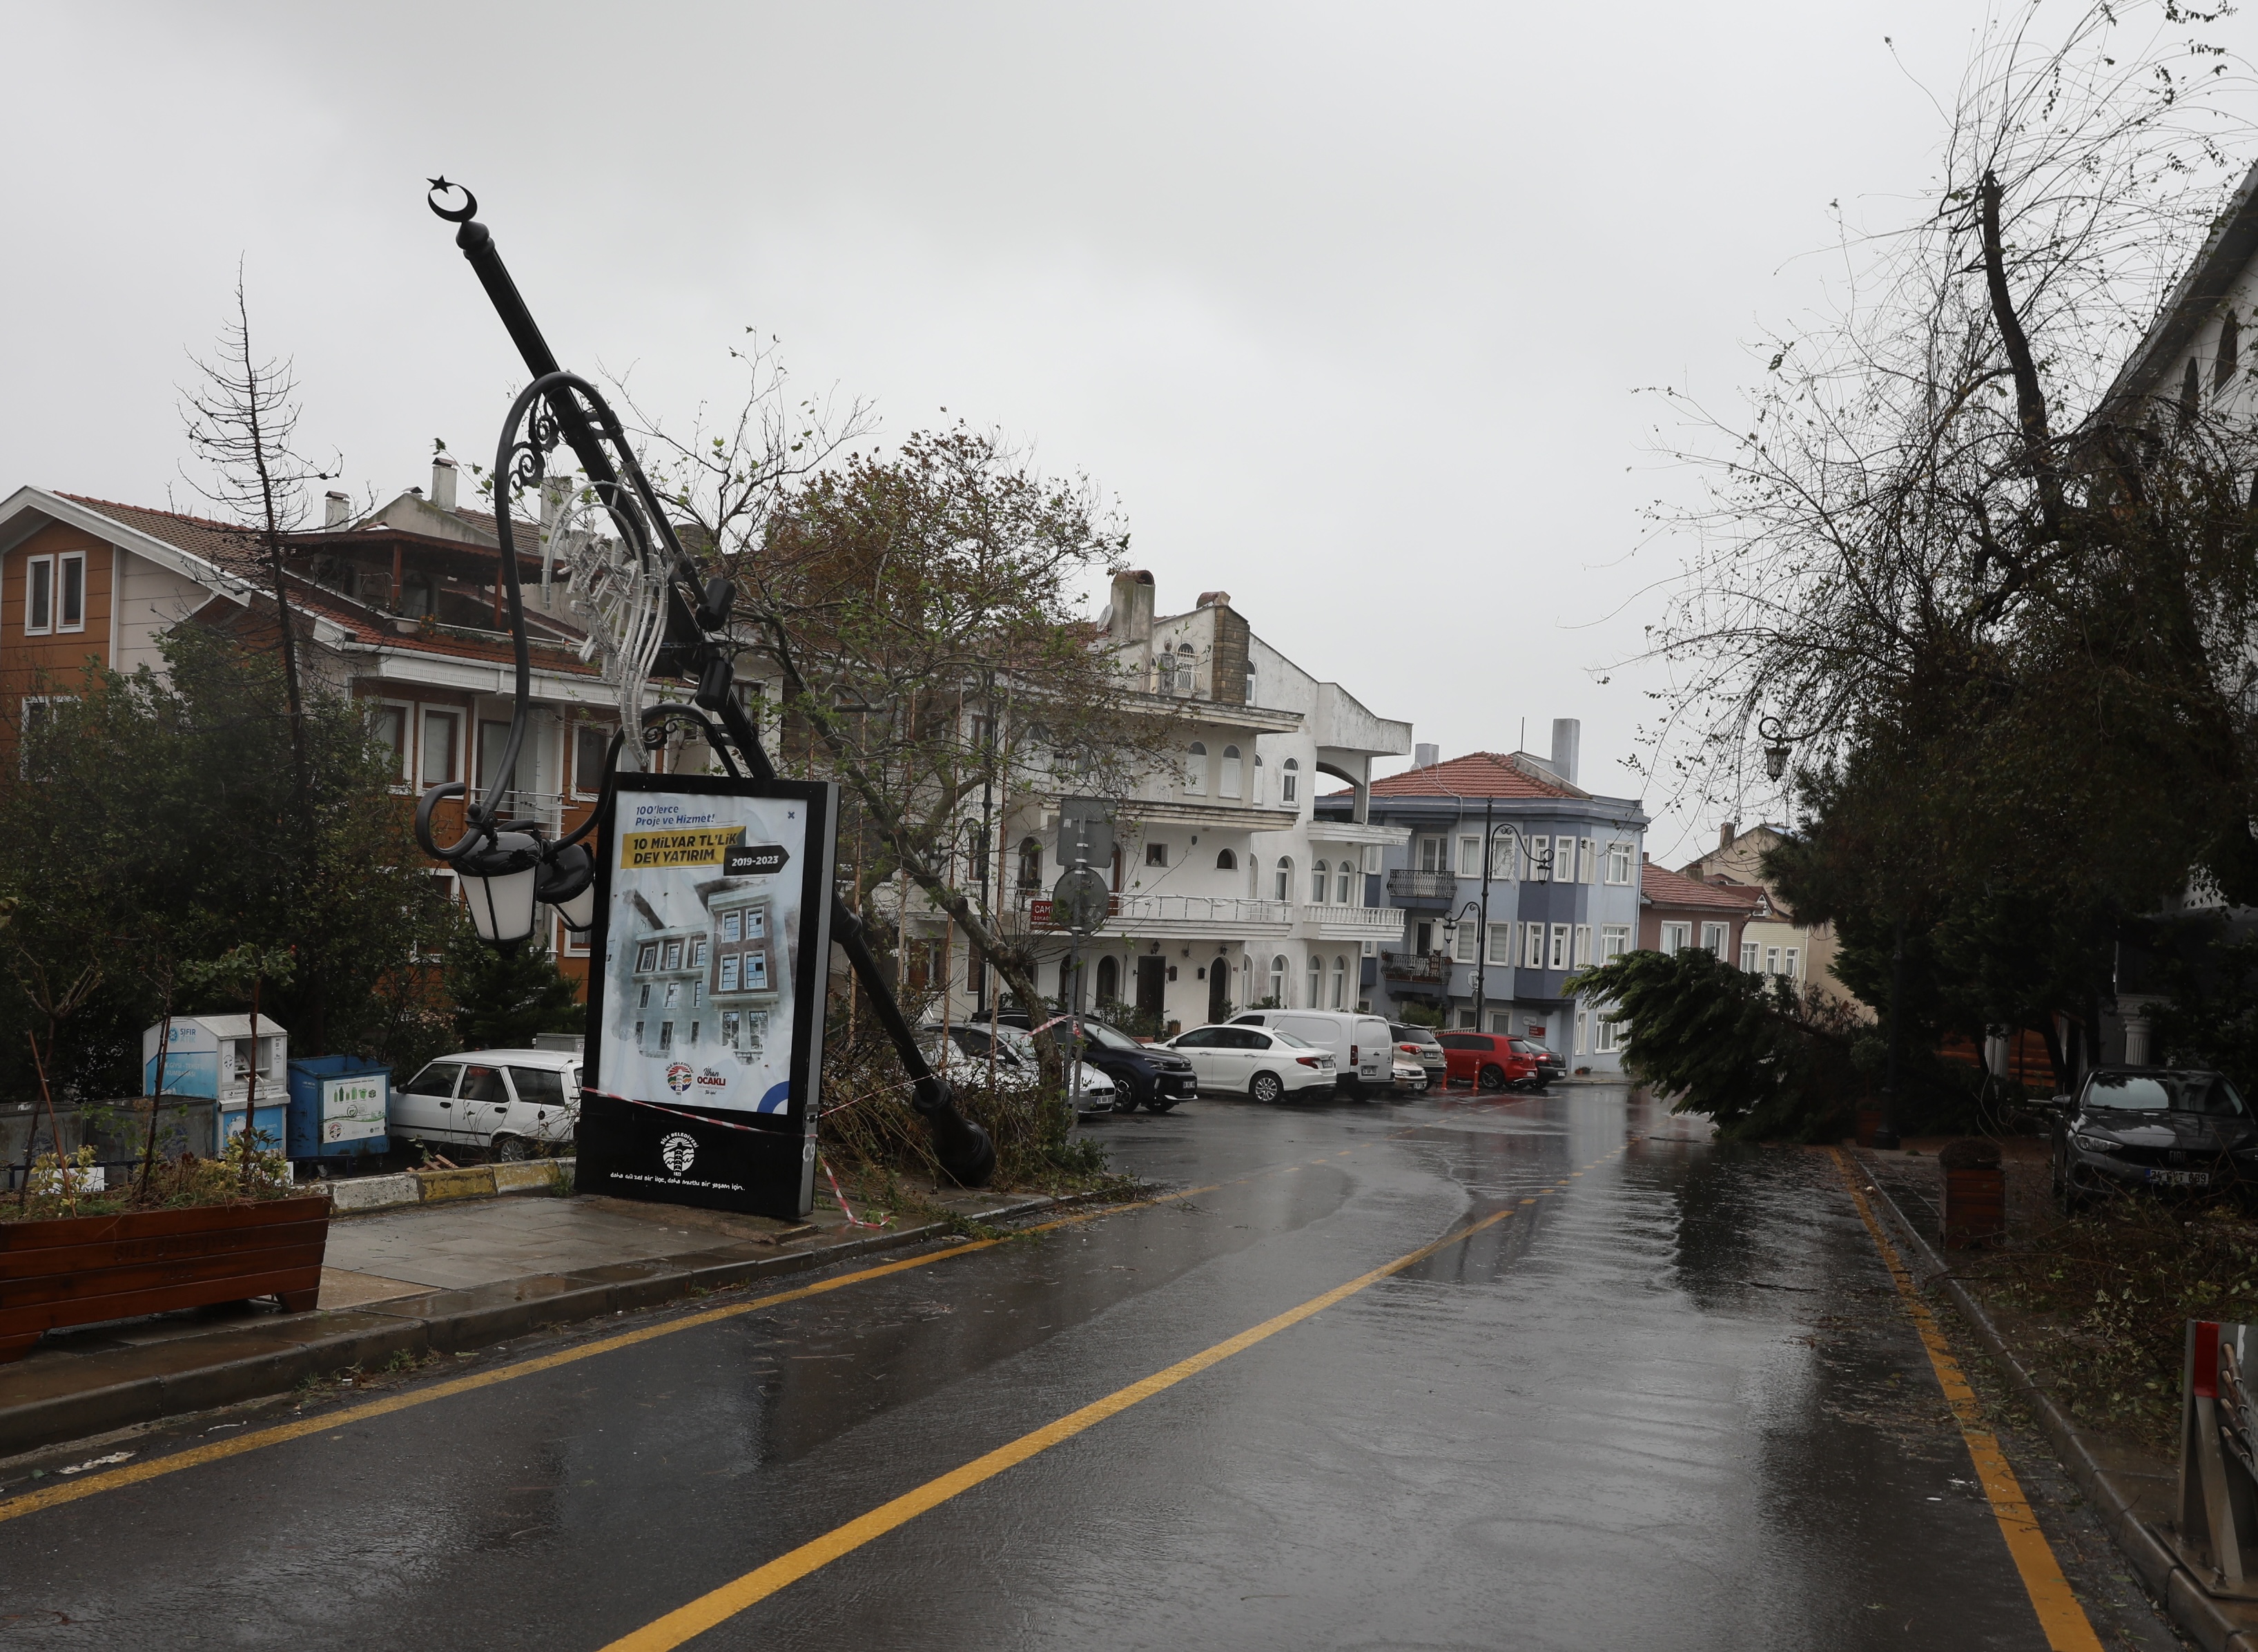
[285,1056,391,1163]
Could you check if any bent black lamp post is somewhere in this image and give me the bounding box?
[414,178,994,1186]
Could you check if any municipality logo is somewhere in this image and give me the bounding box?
[659,1132,697,1176]
[665,1062,694,1095]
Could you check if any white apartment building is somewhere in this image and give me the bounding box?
[912,570,1410,1034]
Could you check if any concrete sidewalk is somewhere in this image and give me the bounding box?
[0,1178,1080,1461]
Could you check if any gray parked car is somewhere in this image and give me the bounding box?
[2049,1067,2255,1209]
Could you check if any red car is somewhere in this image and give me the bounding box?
[1437,1032,1539,1090]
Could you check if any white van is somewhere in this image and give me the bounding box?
[1231,1010,1392,1097]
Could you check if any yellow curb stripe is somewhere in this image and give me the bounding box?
[603,1140,1629,1651]
[0,1183,1221,1526]
[1830,1149,2103,1652]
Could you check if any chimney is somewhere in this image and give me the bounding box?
[1109,569,1155,645]
[1549,719,1580,786]
[1196,590,1232,608]
[324,490,351,529]
[431,454,458,513]
[1414,742,1439,769]
[1720,819,1737,851]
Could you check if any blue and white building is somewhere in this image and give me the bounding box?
[1314,721,1648,1072]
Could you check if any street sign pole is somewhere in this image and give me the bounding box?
[1051,802,1111,1116]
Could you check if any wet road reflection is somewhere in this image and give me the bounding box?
[0,1085,2157,1649]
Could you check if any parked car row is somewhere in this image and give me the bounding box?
[382,1013,1567,1159]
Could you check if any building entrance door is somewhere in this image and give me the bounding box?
[1208,960,1229,1022]
[1136,955,1167,1023]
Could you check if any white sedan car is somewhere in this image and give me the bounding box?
[921,1023,1118,1115]
[1162,1024,1338,1103]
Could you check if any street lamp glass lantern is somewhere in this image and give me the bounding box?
[460,831,543,945]
[555,882,597,933]
[1764,741,1789,781]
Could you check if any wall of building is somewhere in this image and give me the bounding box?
[2,520,115,719]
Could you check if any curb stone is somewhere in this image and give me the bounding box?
[1851,1148,2258,1652]
[0,1188,1093,1463]
[324,1159,570,1214]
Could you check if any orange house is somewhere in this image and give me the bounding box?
[0,467,627,980]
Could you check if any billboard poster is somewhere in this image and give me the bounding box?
[575,773,838,1218]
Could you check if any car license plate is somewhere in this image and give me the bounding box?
[2147,1168,2210,1187]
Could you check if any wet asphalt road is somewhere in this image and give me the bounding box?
[0,1085,2186,1649]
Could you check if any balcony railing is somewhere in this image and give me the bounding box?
[1016,892,1293,933]
[1379,949,1452,983]
[1385,868,1457,902]
[1303,904,1405,942]
[1302,903,1401,930]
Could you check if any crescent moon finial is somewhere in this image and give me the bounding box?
[427,177,477,223]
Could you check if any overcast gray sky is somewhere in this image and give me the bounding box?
[4,1,2208,858]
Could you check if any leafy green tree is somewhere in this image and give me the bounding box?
[1573,948,1858,1141]
[444,931,583,1051]
[0,627,455,1102]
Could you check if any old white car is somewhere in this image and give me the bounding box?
[393,1049,580,1159]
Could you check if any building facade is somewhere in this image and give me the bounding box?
[908,570,1413,1036]
[1675,822,1859,1010]
[0,463,626,973]
[1316,726,1648,1073]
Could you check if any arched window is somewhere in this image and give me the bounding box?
[1017,837,1042,891]
[1219,744,1243,798]
[1253,754,1266,804]
[1215,848,1236,871]
[1273,856,1293,902]
[2223,309,2243,389]
[2183,355,2202,424]
[1177,642,1197,694]
[1281,758,1299,805]
[1096,955,1119,1004]
[1332,955,1347,1009]
[1269,954,1287,1005]
[1185,741,1207,793]
[1336,861,1354,902]
[1307,955,1322,1009]
[1311,859,1329,903]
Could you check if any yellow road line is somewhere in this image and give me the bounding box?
[604,1141,1628,1651]
[0,1183,1223,1526]
[1830,1150,2103,1652]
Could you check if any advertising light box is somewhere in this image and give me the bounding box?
[574,774,837,1218]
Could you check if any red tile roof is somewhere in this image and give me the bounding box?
[1352,750,1586,800]
[61,494,598,677]
[59,494,260,570]
[1641,862,1768,913]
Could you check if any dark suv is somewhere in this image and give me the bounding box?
[2051,1067,2257,1208]
[1511,1038,1567,1089]
[994,1009,1198,1113]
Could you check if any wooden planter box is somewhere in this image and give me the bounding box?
[1942,1167,2007,1250]
[0,1194,330,1363]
